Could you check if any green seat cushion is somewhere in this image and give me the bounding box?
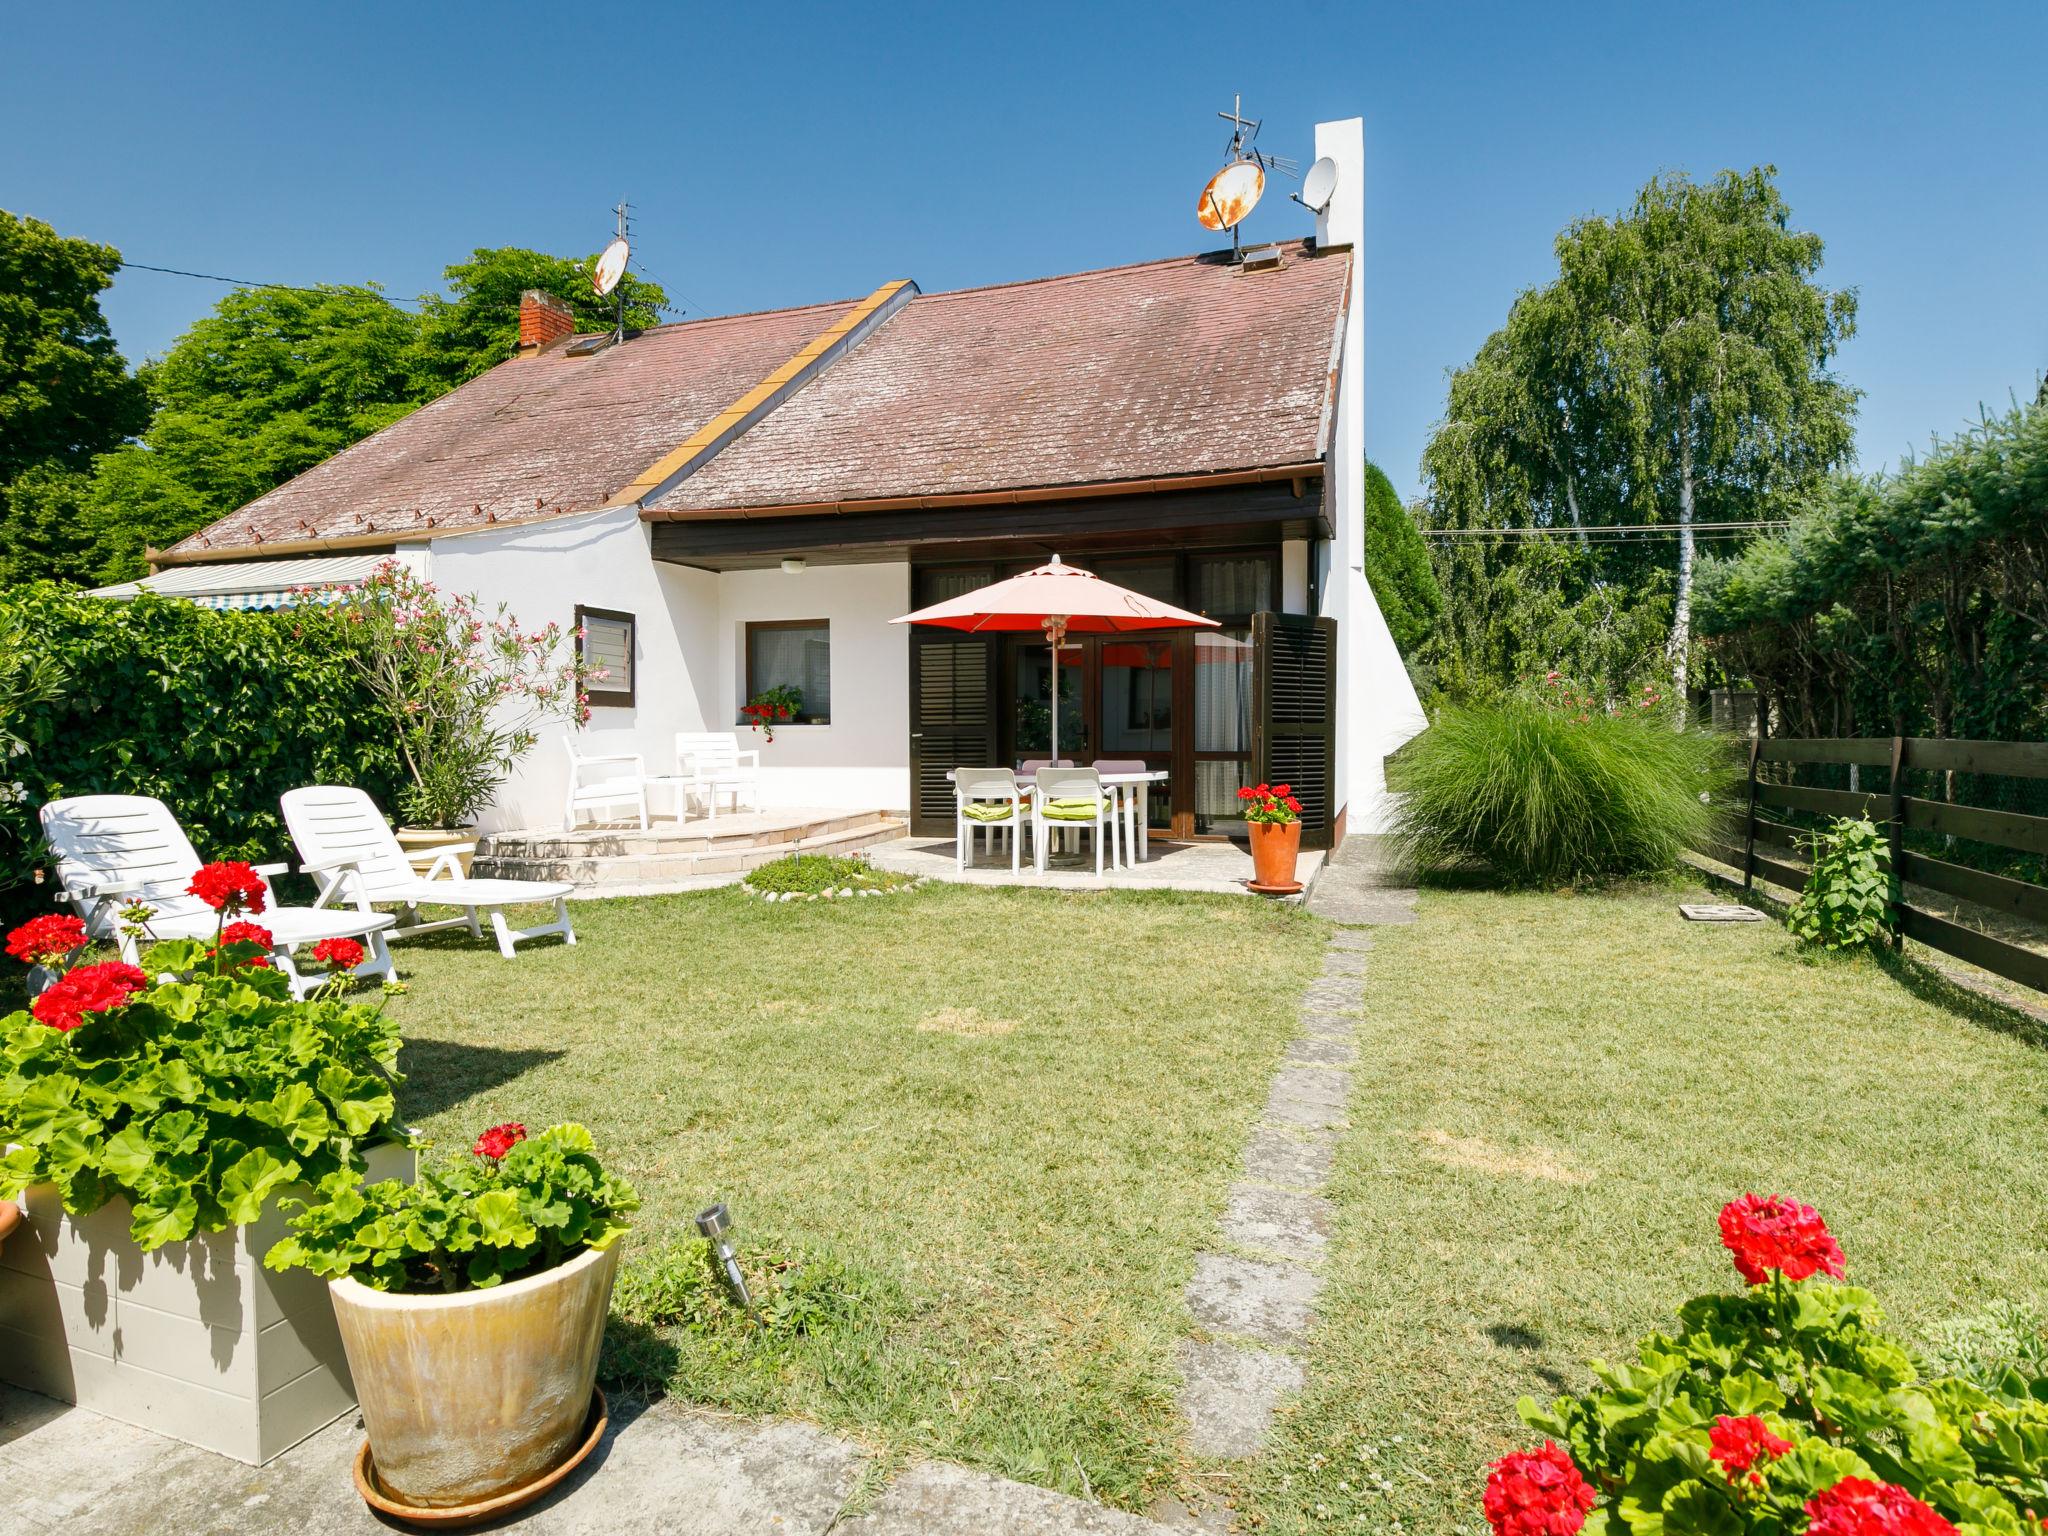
[961,801,1016,822]
[1041,796,1112,821]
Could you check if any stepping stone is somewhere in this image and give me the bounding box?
[1321,949,1368,977]
[1178,1339,1305,1458]
[1219,1183,1331,1264]
[1284,1034,1356,1068]
[1184,1251,1322,1346]
[1327,927,1375,952]
[1299,1008,1357,1040]
[1300,975,1363,1013]
[1242,1125,1335,1189]
[1264,1066,1350,1129]
[1312,889,1419,926]
[846,1458,1181,1535]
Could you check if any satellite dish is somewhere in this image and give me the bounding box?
[1299,156,1339,214]
[1196,160,1265,231]
[592,238,630,297]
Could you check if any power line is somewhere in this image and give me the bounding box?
[117,260,422,308]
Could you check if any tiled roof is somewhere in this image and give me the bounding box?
[168,242,1349,555]
[165,297,866,554]
[654,244,1348,513]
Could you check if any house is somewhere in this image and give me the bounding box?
[113,118,1424,847]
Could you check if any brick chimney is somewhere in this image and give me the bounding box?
[516,289,576,354]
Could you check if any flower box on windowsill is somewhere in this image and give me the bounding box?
[0,1139,415,1464]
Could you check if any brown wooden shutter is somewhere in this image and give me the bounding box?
[908,634,998,835]
[1252,612,1338,851]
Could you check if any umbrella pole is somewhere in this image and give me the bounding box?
[1047,616,1068,763]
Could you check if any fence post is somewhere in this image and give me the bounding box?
[1887,734,1907,949]
[1742,734,1761,892]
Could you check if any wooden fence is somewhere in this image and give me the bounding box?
[1695,735,2048,994]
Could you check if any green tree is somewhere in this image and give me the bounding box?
[1423,167,1859,705]
[1363,460,1442,656]
[0,211,150,585]
[413,246,669,390]
[77,248,669,581]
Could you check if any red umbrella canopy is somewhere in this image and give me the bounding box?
[892,555,1219,635]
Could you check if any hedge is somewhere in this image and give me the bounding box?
[0,585,407,925]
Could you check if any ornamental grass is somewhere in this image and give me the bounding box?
[1393,696,1736,886]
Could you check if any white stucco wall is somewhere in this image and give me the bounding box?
[425,506,715,833]
[714,562,912,812]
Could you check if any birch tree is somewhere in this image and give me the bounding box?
[1423,167,1859,709]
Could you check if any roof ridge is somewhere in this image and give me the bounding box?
[917,241,1317,302]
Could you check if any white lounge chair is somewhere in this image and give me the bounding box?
[673,732,761,821]
[281,786,575,960]
[563,737,648,832]
[39,794,398,1000]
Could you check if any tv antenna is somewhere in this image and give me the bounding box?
[1196,96,1300,259]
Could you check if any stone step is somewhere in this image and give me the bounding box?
[474,818,908,890]
[479,808,886,861]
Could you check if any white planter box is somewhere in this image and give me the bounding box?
[0,1140,414,1463]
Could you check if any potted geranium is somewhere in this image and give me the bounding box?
[325,561,589,868]
[0,867,412,1463]
[1238,781,1305,893]
[741,683,803,744]
[266,1120,638,1519]
[1486,1195,2046,1536]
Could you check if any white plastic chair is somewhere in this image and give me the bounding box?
[1091,758,1150,869]
[563,736,648,831]
[281,786,575,960]
[674,732,761,821]
[1031,767,1113,876]
[954,767,1023,874]
[38,794,398,999]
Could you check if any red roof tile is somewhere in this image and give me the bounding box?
[655,244,1348,513]
[165,297,866,554]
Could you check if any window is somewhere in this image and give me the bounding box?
[745,620,831,724]
[576,605,635,708]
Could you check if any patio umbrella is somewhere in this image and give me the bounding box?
[892,555,1218,762]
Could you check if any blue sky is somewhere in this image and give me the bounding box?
[5,1,2043,505]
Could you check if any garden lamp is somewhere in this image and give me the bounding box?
[696,1202,757,1319]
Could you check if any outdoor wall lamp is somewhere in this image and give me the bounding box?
[780,557,807,574]
[696,1202,758,1319]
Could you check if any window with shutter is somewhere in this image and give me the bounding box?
[1252,613,1337,850]
[576,606,635,708]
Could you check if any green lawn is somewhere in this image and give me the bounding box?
[380,882,1327,1508]
[1227,882,2048,1536]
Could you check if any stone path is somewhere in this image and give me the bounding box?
[1163,831,1418,1530]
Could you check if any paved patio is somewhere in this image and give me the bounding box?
[867,836,1327,897]
[0,1383,1179,1536]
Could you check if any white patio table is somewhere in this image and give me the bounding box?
[948,767,1169,869]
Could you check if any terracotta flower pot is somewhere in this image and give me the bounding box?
[395,825,477,876]
[1248,818,1303,889]
[329,1243,619,1509]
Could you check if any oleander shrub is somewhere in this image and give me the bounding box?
[1393,694,1735,886]
[0,585,407,923]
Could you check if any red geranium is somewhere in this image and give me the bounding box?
[311,936,365,970]
[214,921,276,969]
[1719,1193,1846,1286]
[1804,1478,1957,1536]
[1708,1414,1793,1484]
[7,913,88,965]
[30,961,149,1032]
[187,861,268,916]
[473,1122,527,1161]
[1484,1441,1596,1536]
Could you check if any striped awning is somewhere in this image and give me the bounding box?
[90,555,389,610]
